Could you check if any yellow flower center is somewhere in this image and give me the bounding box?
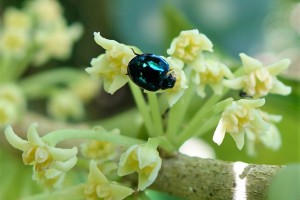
[85,182,113,200]
[222,104,251,133]
[140,163,156,176]
[199,68,223,84]
[82,141,115,159]
[22,146,53,171]
[244,68,273,97]
[3,33,26,51]
[173,37,202,62]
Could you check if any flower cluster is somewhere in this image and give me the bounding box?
[86,29,291,154]
[5,123,78,188]
[0,0,82,66]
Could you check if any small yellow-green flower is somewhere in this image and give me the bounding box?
[0,84,26,126]
[167,29,213,63]
[25,0,63,25]
[0,83,26,110]
[4,123,78,188]
[47,91,85,121]
[3,7,32,32]
[84,160,134,200]
[223,53,291,98]
[213,98,269,150]
[118,140,162,191]
[0,99,18,127]
[245,110,282,156]
[85,32,136,94]
[81,140,117,161]
[164,57,188,106]
[0,29,30,58]
[33,22,83,65]
[70,75,101,103]
[192,58,234,97]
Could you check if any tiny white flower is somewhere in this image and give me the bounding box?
[0,29,30,58]
[3,7,32,32]
[118,140,162,191]
[245,110,282,156]
[25,0,63,25]
[47,91,85,121]
[4,123,78,188]
[84,160,134,200]
[213,98,269,150]
[0,99,18,127]
[0,83,26,110]
[167,29,213,63]
[192,58,234,97]
[33,22,83,66]
[85,32,136,94]
[223,53,291,98]
[70,75,101,103]
[164,57,188,106]
[81,140,117,161]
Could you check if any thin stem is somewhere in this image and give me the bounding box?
[166,85,194,139]
[176,115,220,146]
[129,82,155,137]
[20,68,84,99]
[21,184,85,200]
[176,95,221,144]
[147,92,164,136]
[43,129,145,147]
[175,67,244,146]
[0,56,12,82]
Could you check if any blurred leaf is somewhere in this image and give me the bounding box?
[146,189,186,200]
[268,164,300,200]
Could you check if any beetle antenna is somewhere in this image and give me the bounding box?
[131,48,140,56]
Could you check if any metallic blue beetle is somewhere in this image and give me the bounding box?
[127,53,176,91]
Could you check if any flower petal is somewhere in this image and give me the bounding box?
[223,77,244,90]
[267,58,291,76]
[88,160,108,184]
[239,53,262,73]
[110,184,134,200]
[229,131,245,150]
[213,118,226,146]
[54,156,78,172]
[27,122,44,146]
[4,126,28,151]
[49,146,78,161]
[270,79,292,95]
[94,32,118,50]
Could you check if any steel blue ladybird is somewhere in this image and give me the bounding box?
[127,53,176,91]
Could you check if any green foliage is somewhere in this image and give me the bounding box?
[268,164,300,200]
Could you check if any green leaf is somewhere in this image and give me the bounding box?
[268,164,300,200]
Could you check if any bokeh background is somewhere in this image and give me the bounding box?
[0,0,299,199]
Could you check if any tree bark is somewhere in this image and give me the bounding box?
[153,154,282,200]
